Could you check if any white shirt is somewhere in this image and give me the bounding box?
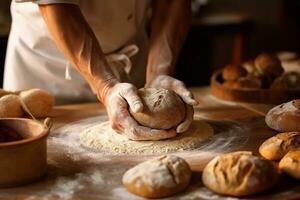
[4,0,150,104]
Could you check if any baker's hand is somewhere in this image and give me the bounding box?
[146,75,197,133]
[100,82,176,140]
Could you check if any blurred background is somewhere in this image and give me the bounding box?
[0,0,300,87]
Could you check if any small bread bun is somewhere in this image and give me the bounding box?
[254,53,284,78]
[271,72,300,90]
[122,155,191,198]
[242,60,257,74]
[202,151,279,197]
[279,150,300,180]
[259,132,300,160]
[222,64,247,81]
[266,100,300,132]
[0,95,24,118]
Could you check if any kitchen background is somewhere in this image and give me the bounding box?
[0,0,299,87]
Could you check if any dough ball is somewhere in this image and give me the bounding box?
[271,72,300,90]
[279,150,300,180]
[259,132,300,161]
[130,88,186,129]
[122,155,191,198]
[222,64,247,81]
[202,151,279,197]
[265,100,300,132]
[0,95,23,118]
[254,53,284,78]
[20,89,55,118]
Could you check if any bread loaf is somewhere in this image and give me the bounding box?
[202,151,279,196]
[259,132,300,160]
[122,155,191,198]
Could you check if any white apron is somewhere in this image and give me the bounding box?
[4,0,150,104]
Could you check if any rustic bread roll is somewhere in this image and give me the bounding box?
[129,88,186,130]
[242,60,256,74]
[222,64,247,81]
[20,88,55,118]
[254,53,284,78]
[259,132,300,160]
[0,94,23,118]
[279,150,300,180]
[266,100,300,132]
[202,151,279,197]
[122,155,191,198]
[271,72,300,90]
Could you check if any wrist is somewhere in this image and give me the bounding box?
[95,77,119,104]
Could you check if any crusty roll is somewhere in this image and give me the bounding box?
[122,155,191,198]
[202,151,279,197]
[279,150,300,180]
[254,53,284,78]
[266,100,300,132]
[271,72,300,90]
[259,132,300,160]
[222,64,247,81]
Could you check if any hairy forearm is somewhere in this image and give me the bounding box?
[39,4,118,102]
[146,0,191,83]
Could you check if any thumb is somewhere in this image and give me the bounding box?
[121,88,143,113]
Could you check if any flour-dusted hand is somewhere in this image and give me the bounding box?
[100,82,176,140]
[146,75,197,106]
[146,75,197,133]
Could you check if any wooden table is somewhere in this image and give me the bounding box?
[1,87,300,200]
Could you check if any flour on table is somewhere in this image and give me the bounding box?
[79,120,214,155]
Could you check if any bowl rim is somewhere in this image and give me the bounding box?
[0,118,49,147]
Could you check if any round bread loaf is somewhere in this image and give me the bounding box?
[129,88,186,130]
[266,100,300,132]
[20,88,55,118]
[222,64,247,81]
[0,95,23,118]
[254,53,284,78]
[259,132,300,160]
[122,155,191,198]
[202,151,279,197]
[279,150,300,180]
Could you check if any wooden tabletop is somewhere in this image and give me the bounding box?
[0,87,300,200]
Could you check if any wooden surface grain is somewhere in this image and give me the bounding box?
[0,87,299,200]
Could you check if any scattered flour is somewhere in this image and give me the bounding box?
[79,120,214,155]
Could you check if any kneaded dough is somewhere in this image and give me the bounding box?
[79,120,213,155]
[202,151,279,197]
[259,132,300,161]
[279,150,300,180]
[122,155,191,198]
[129,88,186,129]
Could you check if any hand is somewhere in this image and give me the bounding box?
[146,75,198,133]
[100,82,176,141]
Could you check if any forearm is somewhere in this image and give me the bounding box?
[39,4,118,102]
[146,0,191,83]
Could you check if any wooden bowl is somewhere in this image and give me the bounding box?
[0,118,51,188]
[211,70,300,104]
